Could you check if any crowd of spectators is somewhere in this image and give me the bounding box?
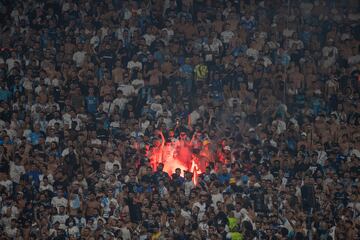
[0,0,359,239]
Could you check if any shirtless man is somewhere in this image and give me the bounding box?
[84,192,101,219]
[183,18,197,40]
[212,13,224,34]
[325,76,339,99]
[47,155,59,177]
[112,60,125,85]
[64,36,76,56]
[146,61,162,87]
[288,65,304,92]
[161,56,177,88]
[100,79,114,98]
[149,130,165,170]
[304,64,317,94]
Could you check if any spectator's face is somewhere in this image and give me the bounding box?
[59,206,65,214]
[180,132,186,139]
[57,189,63,197]
[157,164,164,171]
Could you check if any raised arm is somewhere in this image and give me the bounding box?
[159,130,165,149]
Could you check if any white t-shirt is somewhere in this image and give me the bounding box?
[262,56,273,67]
[6,58,21,71]
[1,205,19,219]
[45,102,60,112]
[115,27,126,40]
[246,48,259,61]
[161,27,174,38]
[348,12,360,21]
[90,138,102,145]
[52,214,69,228]
[184,180,195,197]
[10,9,19,22]
[44,77,60,87]
[163,117,173,129]
[45,136,59,144]
[61,148,78,158]
[67,226,80,237]
[48,119,63,128]
[90,35,100,48]
[120,227,131,240]
[123,8,132,20]
[9,162,25,184]
[0,214,11,228]
[117,84,135,97]
[127,60,142,70]
[348,55,360,65]
[150,103,163,116]
[283,28,295,38]
[322,46,338,59]
[4,226,18,238]
[159,185,169,198]
[262,172,275,182]
[140,120,150,132]
[130,131,144,138]
[0,180,12,192]
[22,78,33,91]
[72,51,86,67]
[211,193,224,208]
[99,101,114,114]
[288,39,304,50]
[132,79,145,94]
[105,160,121,175]
[189,110,201,126]
[110,121,121,128]
[221,30,234,43]
[112,97,128,112]
[233,209,242,219]
[51,196,68,208]
[316,150,328,166]
[203,39,223,55]
[142,33,156,46]
[267,40,279,49]
[300,2,313,15]
[193,201,206,220]
[272,119,286,134]
[40,182,54,192]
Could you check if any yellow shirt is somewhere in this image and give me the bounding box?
[194,64,208,81]
[230,232,244,240]
[151,232,161,240]
[228,217,238,231]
